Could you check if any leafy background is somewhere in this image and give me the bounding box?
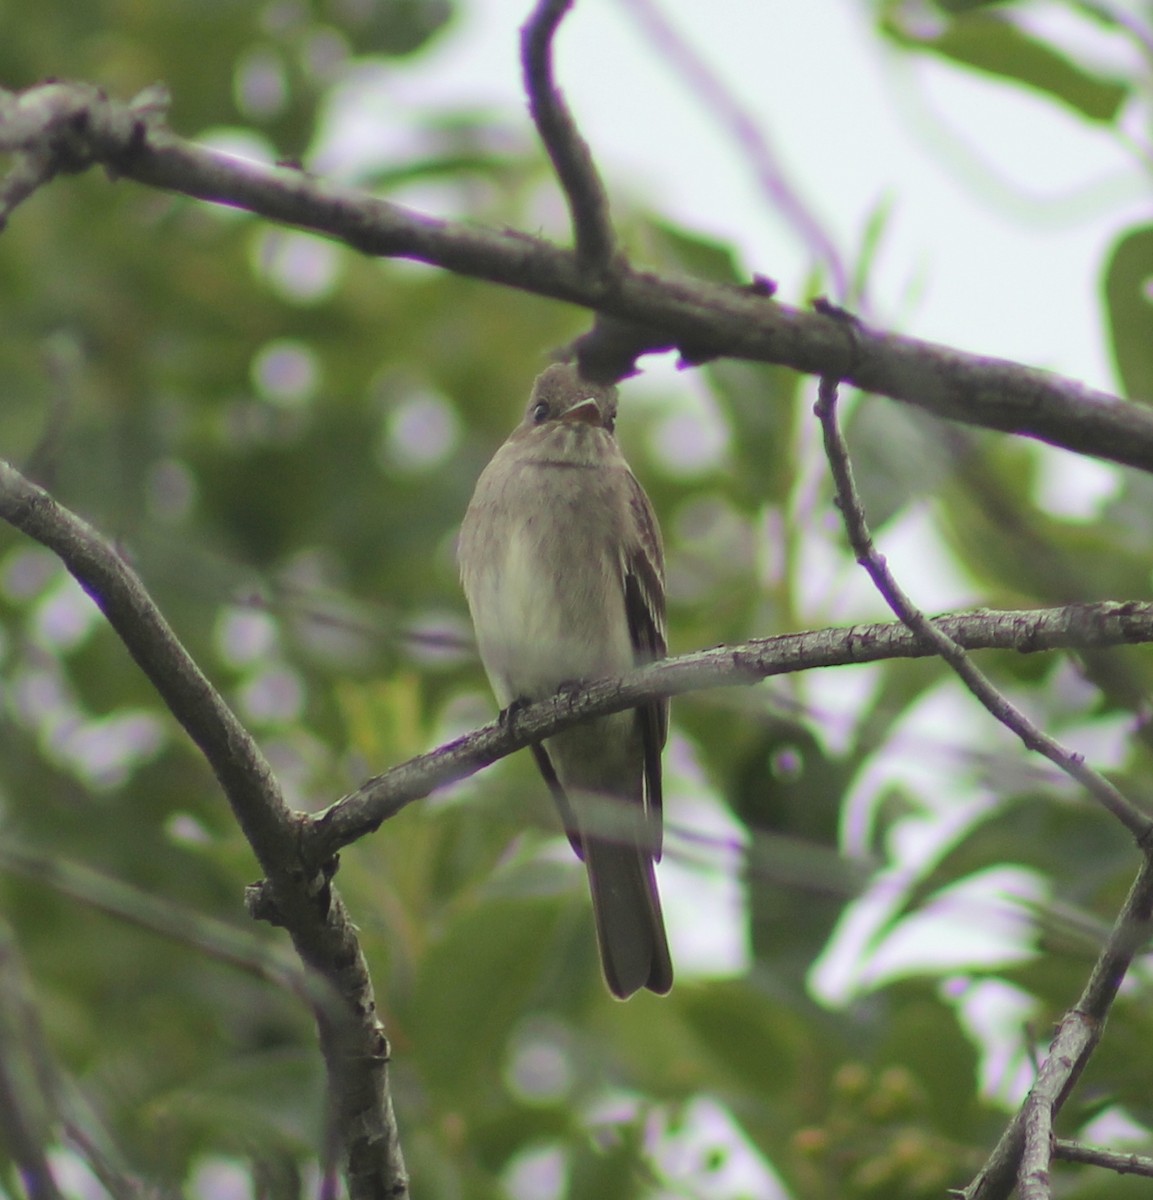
[2,0,1153,1197]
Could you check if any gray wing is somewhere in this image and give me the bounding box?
[622,469,668,858]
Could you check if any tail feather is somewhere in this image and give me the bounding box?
[583,835,672,998]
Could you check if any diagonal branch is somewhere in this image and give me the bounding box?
[521,0,617,275]
[813,375,1153,1199]
[0,927,67,1200]
[964,858,1153,1200]
[0,841,324,1005]
[815,373,1153,841]
[0,458,409,1200]
[2,82,1153,472]
[308,599,1153,862]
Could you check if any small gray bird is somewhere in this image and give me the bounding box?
[459,363,672,998]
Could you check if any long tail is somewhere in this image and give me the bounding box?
[584,832,672,998]
[531,743,672,997]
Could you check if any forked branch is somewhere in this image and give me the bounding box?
[815,375,1153,1200]
[0,459,409,1200]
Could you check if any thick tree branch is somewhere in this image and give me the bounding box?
[2,82,1153,471]
[0,459,409,1200]
[309,600,1153,861]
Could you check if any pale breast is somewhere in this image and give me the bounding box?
[461,455,634,704]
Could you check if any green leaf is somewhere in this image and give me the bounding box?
[674,978,824,1105]
[638,215,745,285]
[882,9,1128,122]
[879,790,1133,939]
[871,980,983,1134]
[701,359,802,508]
[567,1119,648,1200]
[933,0,1013,11]
[1103,225,1153,402]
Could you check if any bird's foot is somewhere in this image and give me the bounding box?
[498,696,531,729]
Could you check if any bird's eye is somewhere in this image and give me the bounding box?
[604,413,616,433]
[532,401,549,423]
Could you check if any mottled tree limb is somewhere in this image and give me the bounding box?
[0,459,409,1200]
[815,373,1153,840]
[1,82,1153,470]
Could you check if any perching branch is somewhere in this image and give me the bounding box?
[308,599,1153,862]
[3,81,1153,472]
[5,456,1153,875]
[0,459,409,1200]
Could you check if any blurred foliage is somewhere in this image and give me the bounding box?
[1103,225,1153,404]
[880,0,1129,121]
[2,0,1153,1198]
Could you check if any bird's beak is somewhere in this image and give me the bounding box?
[561,398,604,427]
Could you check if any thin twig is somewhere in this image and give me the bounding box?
[0,459,408,1200]
[811,376,1153,1200]
[1055,1139,1153,1176]
[0,926,155,1200]
[0,842,327,1008]
[814,375,1153,842]
[964,859,1153,1200]
[0,929,65,1200]
[521,0,616,274]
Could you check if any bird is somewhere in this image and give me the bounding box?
[458,362,672,998]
